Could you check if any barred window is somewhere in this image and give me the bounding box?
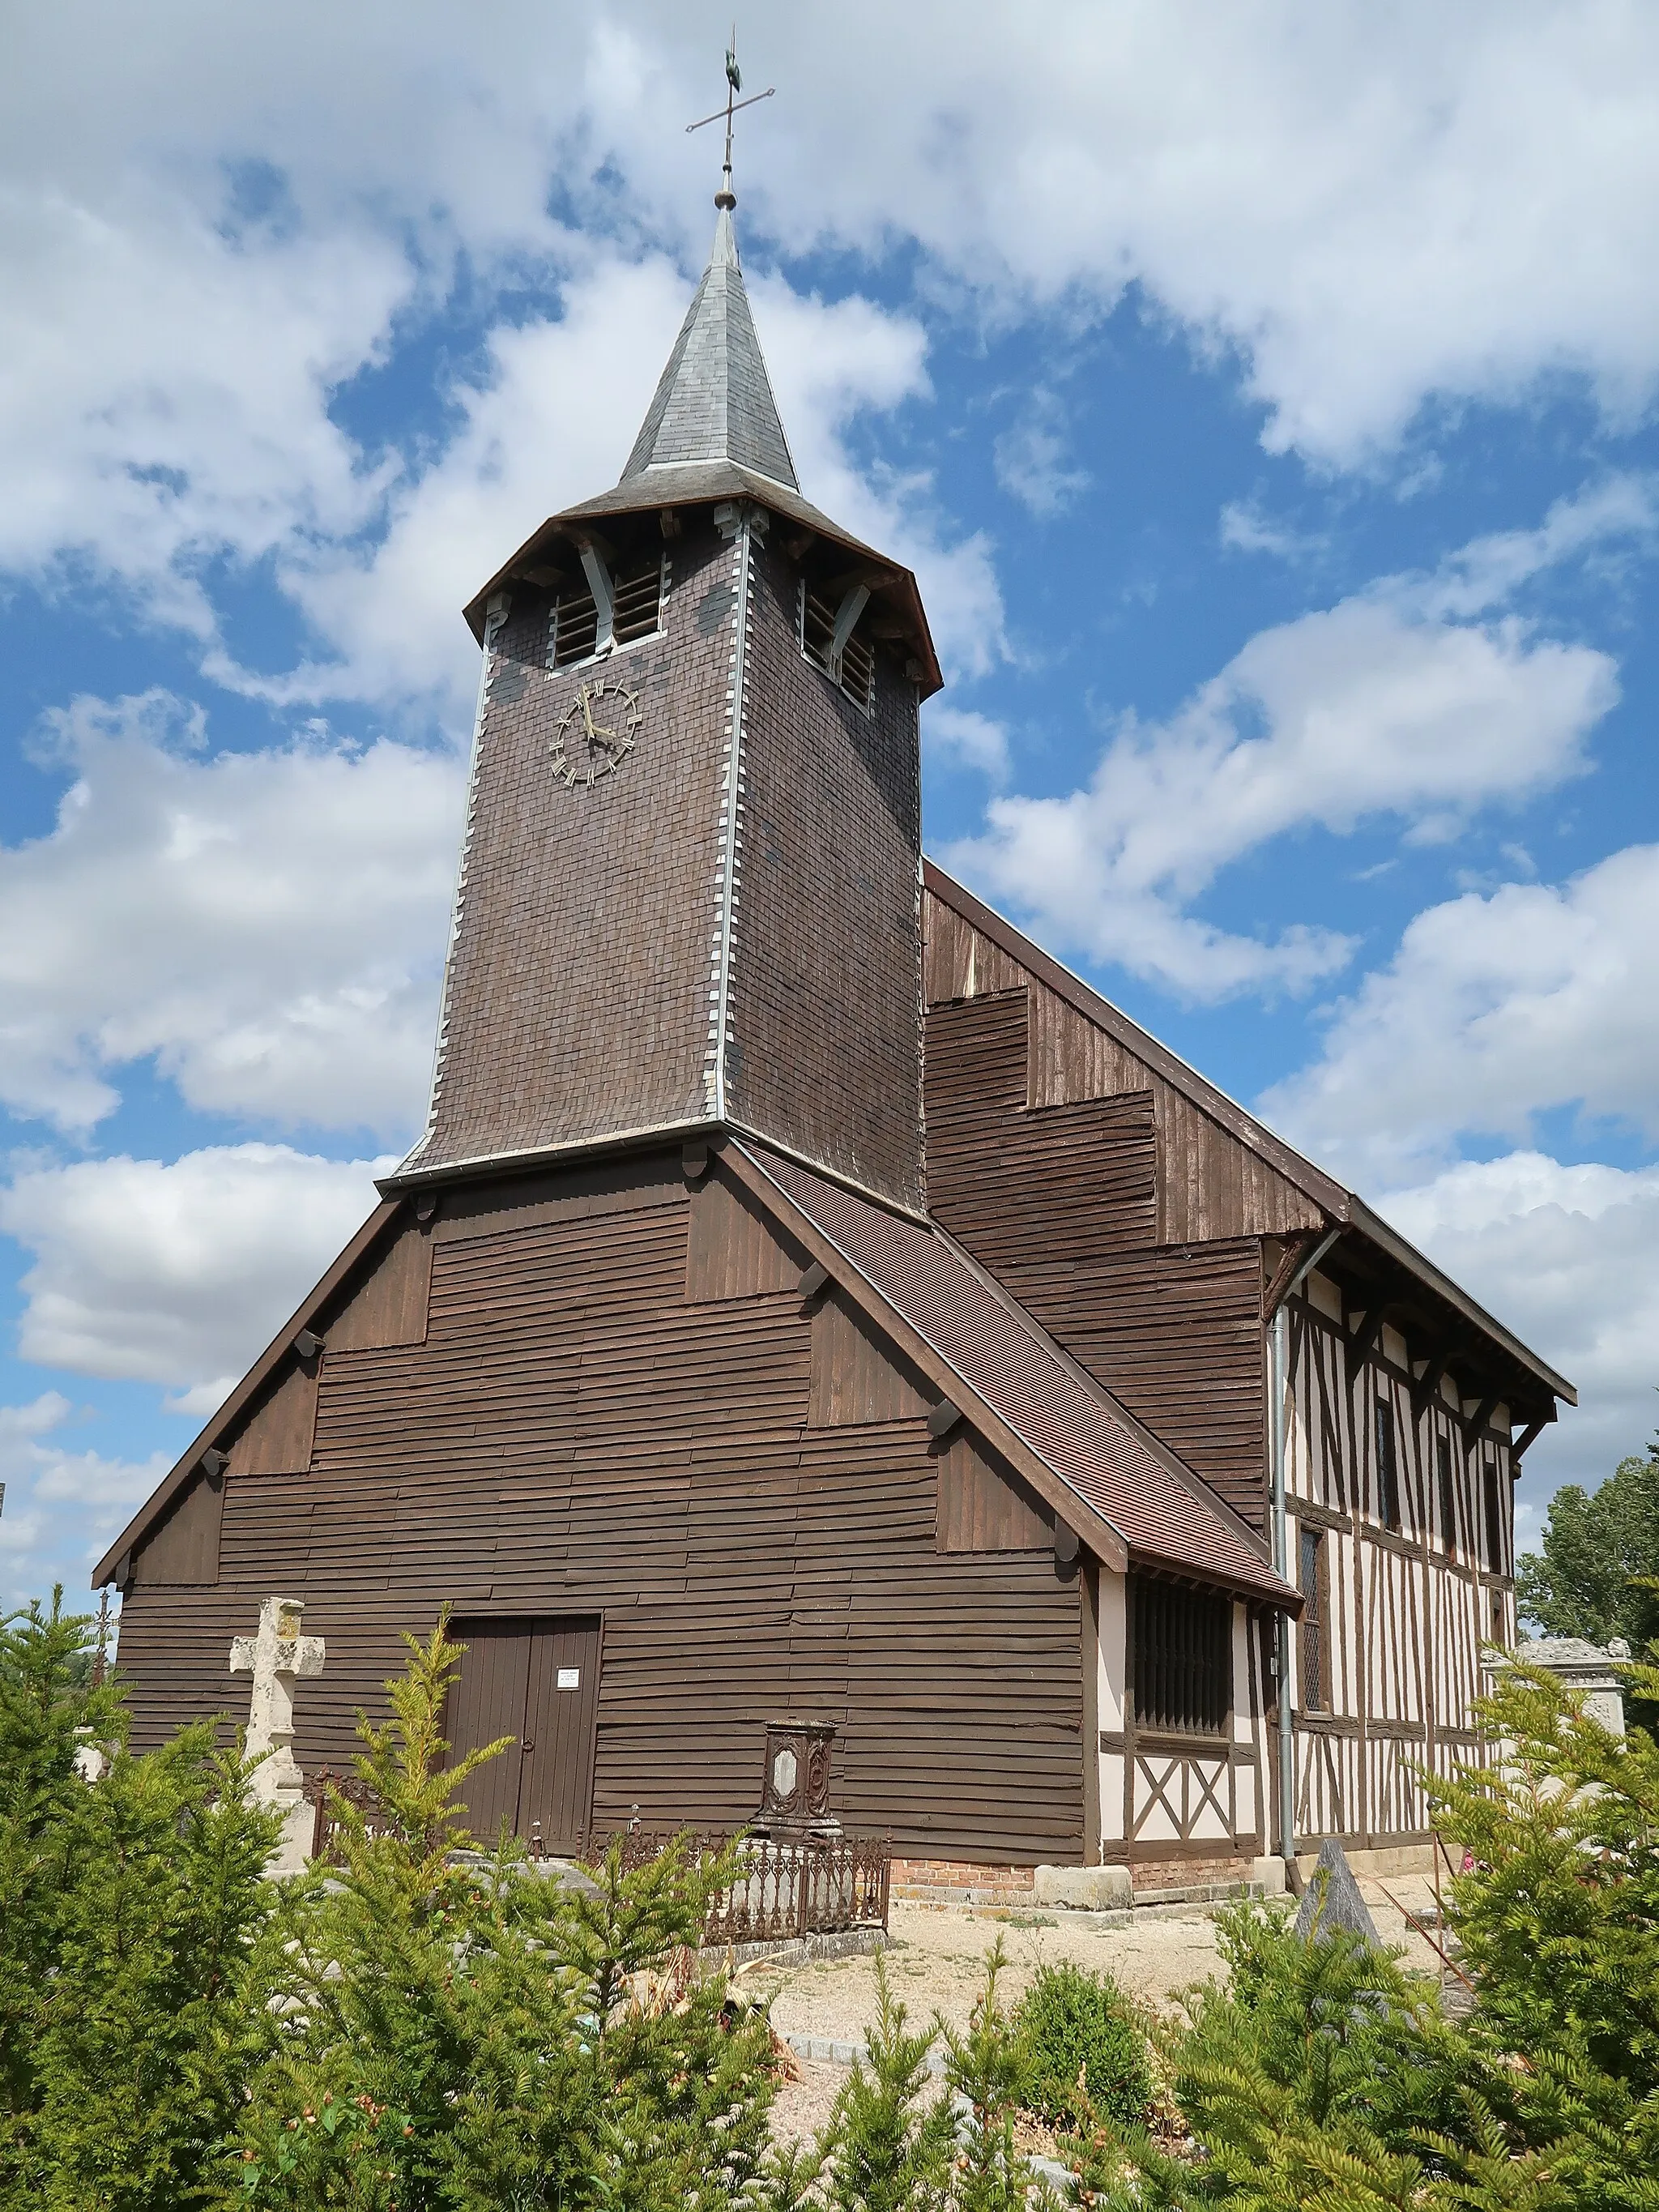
[1298,1528,1328,1713]
[548,583,598,668]
[1437,1435,1456,1557]
[1132,1576,1230,1736]
[800,581,876,711]
[1375,1398,1401,1531]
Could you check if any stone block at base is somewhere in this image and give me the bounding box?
[1034,1864,1135,1911]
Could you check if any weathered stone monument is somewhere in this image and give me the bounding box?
[1293,1835,1381,1946]
[230,1595,325,1875]
[1512,1636,1628,1736]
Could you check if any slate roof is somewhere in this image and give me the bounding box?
[733,1141,1299,1608]
[621,206,797,490]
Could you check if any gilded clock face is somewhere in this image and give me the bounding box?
[551,675,642,788]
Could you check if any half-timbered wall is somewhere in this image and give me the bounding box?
[1282,1279,1513,1850]
[116,1157,1088,1863]
[1095,1573,1269,1869]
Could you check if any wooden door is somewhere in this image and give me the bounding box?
[521,1619,602,1855]
[446,1617,600,1855]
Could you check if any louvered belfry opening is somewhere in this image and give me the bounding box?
[800,580,875,711]
[1132,1574,1231,1736]
[547,553,665,669]
[548,583,599,668]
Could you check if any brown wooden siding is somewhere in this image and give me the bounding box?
[324,1217,434,1350]
[130,1471,222,1586]
[936,1430,1052,1552]
[686,1170,804,1301]
[923,991,1269,1530]
[808,1290,932,1428]
[224,1359,318,1478]
[924,886,1324,1244]
[114,1156,1085,1863]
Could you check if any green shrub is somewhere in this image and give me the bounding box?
[1010,1960,1150,2131]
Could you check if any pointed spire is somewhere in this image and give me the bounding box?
[620,203,798,491]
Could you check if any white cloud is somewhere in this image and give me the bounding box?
[1262,843,1659,1186]
[993,390,1090,519]
[1371,1153,1659,1507]
[0,1143,394,1409]
[923,705,1012,783]
[0,1392,168,1602]
[0,690,458,1134]
[945,533,1616,999]
[0,6,1653,711]
[1219,501,1326,562]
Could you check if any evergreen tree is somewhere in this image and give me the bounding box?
[234,1615,781,2210]
[1516,1435,1659,1653]
[0,1591,282,2212]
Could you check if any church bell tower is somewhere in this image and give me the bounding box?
[392,164,941,1215]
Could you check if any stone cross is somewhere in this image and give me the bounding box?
[230,1595,325,1873]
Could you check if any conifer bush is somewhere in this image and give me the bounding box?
[9,1591,1659,2210]
[1008,1961,1150,2132]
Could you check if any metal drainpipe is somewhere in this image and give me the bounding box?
[1272,1225,1342,1880]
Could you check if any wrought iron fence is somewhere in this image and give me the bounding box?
[296,1779,890,1944]
[302,1768,398,1862]
[589,1828,891,1944]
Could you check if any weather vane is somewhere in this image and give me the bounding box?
[685,28,774,209]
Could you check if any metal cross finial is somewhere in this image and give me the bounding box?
[684,28,774,210]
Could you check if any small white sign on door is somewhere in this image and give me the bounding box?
[556,1666,580,1690]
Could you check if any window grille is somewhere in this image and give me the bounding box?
[1375,1398,1401,1530]
[1437,1434,1456,1557]
[1132,1576,1230,1736]
[1298,1527,1328,1711]
[1483,1458,1504,1575]
[800,582,876,711]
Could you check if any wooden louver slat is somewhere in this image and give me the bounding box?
[800,582,875,711]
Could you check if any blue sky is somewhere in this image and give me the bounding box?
[2,2,1657,1605]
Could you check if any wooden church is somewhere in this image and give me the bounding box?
[97,176,1574,1895]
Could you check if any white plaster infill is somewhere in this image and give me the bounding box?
[230,1594,326,1874]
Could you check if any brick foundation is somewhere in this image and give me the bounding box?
[891,1852,1269,1907]
[890,1858,1040,1907]
[1126,1852,1260,1894]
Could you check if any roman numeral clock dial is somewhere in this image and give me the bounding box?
[551,675,643,788]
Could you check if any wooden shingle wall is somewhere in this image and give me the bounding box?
[115,1154,1085,1863]
[925,890,1324,1245]
[923,989,1271,1530]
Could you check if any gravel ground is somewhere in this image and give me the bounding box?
[763,1878,1448,2149]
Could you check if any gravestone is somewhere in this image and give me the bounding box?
[1293,1836,1380,1946]
[1510,1637,1628,1736]
[230,1595,325,1875]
